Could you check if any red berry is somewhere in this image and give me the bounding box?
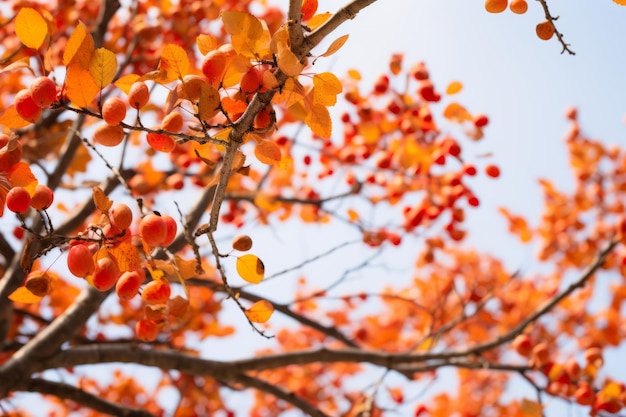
[6,187,31,214]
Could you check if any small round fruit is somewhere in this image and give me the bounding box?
[512,334,533,357]
[240,66,263,95]
[201,44,235,86]
[135,319,159,342]
[161,112,184,132]
[101,96,127,125]
[485,0,507,13]
[15,89,42,123]
[93,123,125,147]
[509,0,528,14]
[139,213,167,247]
[67,244,95,278]
[141,279,171,304]
[110,203,133,230]
[115,270,144,300]
[6,187,31,214]
[536,21,555,41]
[146,132,176,152]
[92,257,120,291]
[25,270,53,297]
[30,77,57,108]
[485,164,501,178]
[30,184,54,210]
[232,235,253,251]
[128,81,150,109]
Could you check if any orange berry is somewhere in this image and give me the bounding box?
[115,270,144,300]
[201,44,235,87]
[67,244,95,278]
[139,213,167,247]
[30,184,54,210]
[161,112,184,132]
[128,81,150,109]
[102,96,127,125]
[509,0,528,14]
[141,279,171,304]
[485,0,507,13]
[6,187,31,214]
[30,76,57,108]
[146,132,176,153]
[240,66,263,95]
[485,164,501,178]
[574,382,594,406]
[92,257,120,291]
[15,89,42,123]
[93,123,125,147]
[512,334,533,357]
[135,319,159,342]
[531,342,550,367]
[110,203,133,230]
[161,215,177,247]
[536,20,555,41]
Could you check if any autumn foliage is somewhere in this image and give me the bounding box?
[0,0,624,416]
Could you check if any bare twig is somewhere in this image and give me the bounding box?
[536,0,575,55]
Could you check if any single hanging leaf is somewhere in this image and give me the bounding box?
[158,44,190,83]
[15,8,47,49]
[307,13,332,30]
[63,21,94,68]
[0,57,32,74]
[92,186,112,212]
[196,34,217,55]
[313,72,342,106]
[317,34,349,59]
[9,286,43,304]
[446,81,463,95]
[245,300,274,323]
[255,140,281,165]
[65,64,99,108]
[305,103,332,138]
[89,48,117,89]
[236,254,265,284]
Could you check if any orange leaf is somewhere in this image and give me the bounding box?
[158,43,190,83]
[65,64,99,108]
[446,81,463,95]
[114,73,140,94]
[313,72,342,106]
[108,242,142,272]
[0,57,32,74]
[0,106,31,129]
[614,0,626,5]
[443,102,472,123]
[307,12,332,30]
[89,48,117,89]
[305,103,332,138]
[255,140,281,165]
[92,186,112,212]
[175,256,199,279]
[198,83,221,120]
[8,162,38,194]
[9,286,43,304]
[245,299,274,323]
[236,254,265,284]
[63,21,94,68]
[317,34,349,59]
[15,8,47,49]
[221,11,271,58]
[196,34,217,55]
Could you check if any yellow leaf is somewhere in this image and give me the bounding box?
[15,8,47,49]
[443,102,472,123]
[196,34,217,55]
[236,254,265,284]
[255,140,281,165]
[65,64,99,108]
[222,11,271,58]
[245,299,274,323]
[277,47,303,77]
[307,13,332,30]
[520,398,543,416]
[159,43,190,83]
[108,242,142,272]
[305,103,332,138]
[114,74,140,94]
[0,106,31,128]
[313,72,342,106]
[9,286,43,304]
[347,69,361,80]
[446,81,463,95]
[89,48,117,89]
[92,186,112,212]
[63,21,94,68]
[317,34,349,59]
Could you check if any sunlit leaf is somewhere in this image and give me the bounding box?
[0,57,32,74]
[317,34,349,59]
[114,73,140,94]
[0,106,31,129]
[196,34,217,55]
[89,48,117,89]
[65,64,99,108]
[443,102,472,123]
[613,0,626,5]
[15,8,47,49]
[159,43,190,82]
[198,83,221,120]
[8,162,38,194]
[108,242,142,272]
[446,81,463,95]
[313,72,342,106]
[245,299,274,323]
[305,103,332,138]
[93,186,112,212]
[520,398,543,417]
[277,47,303,77]
[175,256,199,279]
[221,11,271,58]
[63,21,94,68]
[307,12,332,30]
[9,286,43,304]
[255,140,281,165]
[236,254,265,284]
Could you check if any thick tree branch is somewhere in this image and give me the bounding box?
[16,378,155,417]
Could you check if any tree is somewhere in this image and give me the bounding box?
[0,0,625,415]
